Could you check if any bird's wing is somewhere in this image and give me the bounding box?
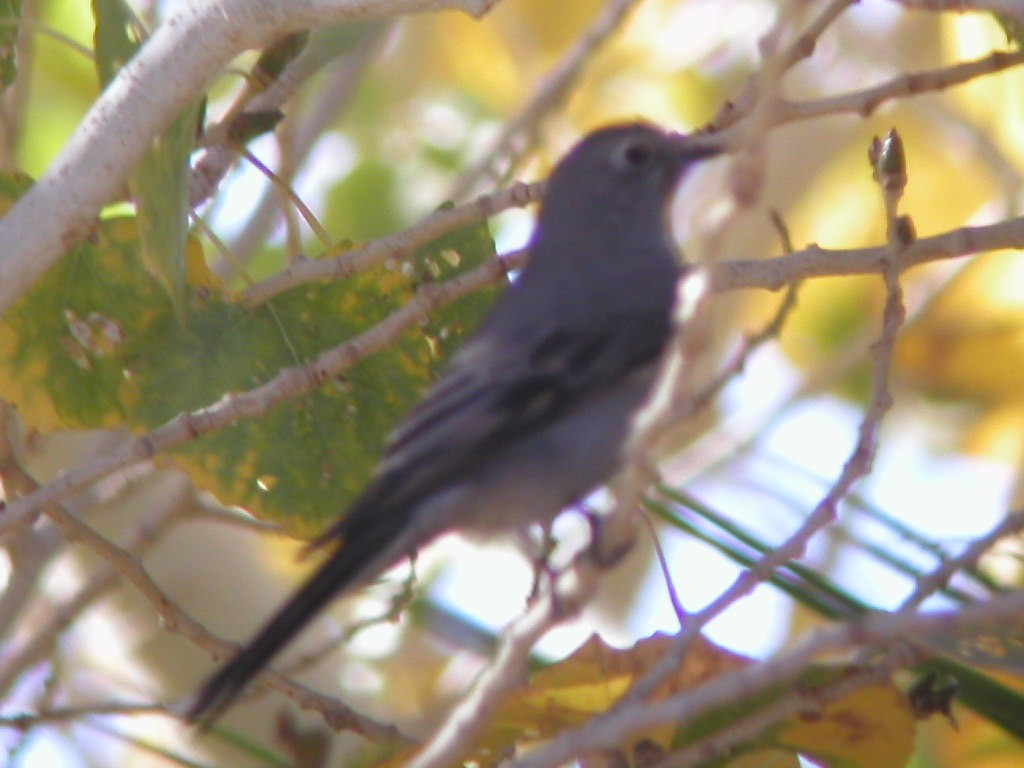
[316,309,673,545]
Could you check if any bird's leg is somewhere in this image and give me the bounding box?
[389,551,419,619]
[520,523,559,605]
[584,505,638,570]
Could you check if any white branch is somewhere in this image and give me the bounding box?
[0,0,499,317]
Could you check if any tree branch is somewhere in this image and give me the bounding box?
[510,590,1024,768]
[0,0,500,317]
[242,181,542,304]
[449,0,645,199]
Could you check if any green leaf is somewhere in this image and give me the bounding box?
[0,0,22,88]
[0,185,497,537]
[128,99,202,322]
[325,158,403,241]
[93,0,200,321]
[92,0,145,87]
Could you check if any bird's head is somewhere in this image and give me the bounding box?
[540,123,723,224]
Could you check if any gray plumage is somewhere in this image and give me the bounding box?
[187,123,721,725]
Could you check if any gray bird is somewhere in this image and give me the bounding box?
[187,122,722,725]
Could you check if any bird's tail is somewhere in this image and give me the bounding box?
[185,512,407,727]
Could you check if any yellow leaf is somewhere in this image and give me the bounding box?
[184,237,225,292]
[896,252,1024,405]
[469,633,751,765]
[775,682,915,768]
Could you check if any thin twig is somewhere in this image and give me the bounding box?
[0,492,182,699]
[6,475,408,740]
[624,225,907,712]
[640,512,688,627]
[898,510,1024,614]
[408,509,636,768]
[510,590,1024,768]
[242,182,541,305]
[710,0,859,133]
[0,702,168,728]
[777,48,1024,124]
[223,23,393,271]
[450,0,644,198]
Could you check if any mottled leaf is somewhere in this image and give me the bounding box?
[774,673,914,768]
[0,181,497,536]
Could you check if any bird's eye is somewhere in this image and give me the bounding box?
[625,141,653,165]
[613,137,656,172]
